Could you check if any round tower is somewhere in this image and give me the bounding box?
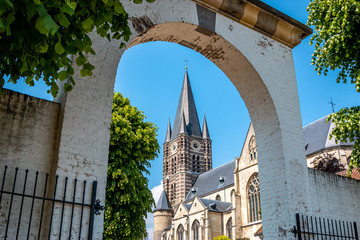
[153,189,172,240]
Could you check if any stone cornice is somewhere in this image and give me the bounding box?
[194,0,313,48]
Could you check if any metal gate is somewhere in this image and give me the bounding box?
[292,213,359,240]
[0,166,104,240]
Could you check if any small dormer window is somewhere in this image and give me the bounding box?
[216,195,221,201]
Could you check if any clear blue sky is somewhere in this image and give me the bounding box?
[4,0,359,192]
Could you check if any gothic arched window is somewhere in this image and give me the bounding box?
[226,217,233,239]
[177,224,184,240]
[216,194,221,201]
[247,173,260,223]
[192,220,200,240]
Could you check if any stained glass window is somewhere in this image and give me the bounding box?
[248,174,260,222]
[192,220,200,240]
[227,217,232,239]
[177,224,184,240]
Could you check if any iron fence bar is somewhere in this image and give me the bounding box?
[0,165,8,204]
[310,216,314,240]
[37,173,49,240]
[331,219,334,240]
[79,180,87,240]
[302,214,306,239]
[315,217,319,240]
[319,217,323,239]
[324,218,328,238]
[0,167,101,240]
[48,175,59,240]
[5,167,19,240]
[0,189,91,207]
[344,221,348,239]
[340,220,343,239]
[16,169,28,240]
[88,181,97,240]
[327,219,331,240]
[350,223,355,239]
[27,171,39,240]
[59,177,68,240]
[294,214,359,240]
[69,178,77,239]
[354,222,359,240]
[296,213,302,240]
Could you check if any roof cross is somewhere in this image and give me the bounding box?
[328,97,336,113]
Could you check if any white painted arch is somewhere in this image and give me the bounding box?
[55,0,312,239]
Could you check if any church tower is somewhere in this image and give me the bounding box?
[163,67,212,207]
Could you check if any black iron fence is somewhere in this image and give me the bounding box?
[0,166,104,240]
[293,213,359,240]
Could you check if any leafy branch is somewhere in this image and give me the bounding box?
[307,0,360,92]
[0,0,154,97]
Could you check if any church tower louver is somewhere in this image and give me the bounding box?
[163,67,212,207]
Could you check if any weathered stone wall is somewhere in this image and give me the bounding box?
[0,90,61,239]
[0,89,60,173]
[308,169,360,221]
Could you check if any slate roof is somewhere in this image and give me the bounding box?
[184,160,235,202]
[303,116,354,156]
[198,198,232,212]
[183,203,191,211]
[154,189,171,212]
[171,69,202,140]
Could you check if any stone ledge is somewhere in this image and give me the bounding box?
[194,0,313,48]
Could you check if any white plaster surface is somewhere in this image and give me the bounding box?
[308,169,360,221]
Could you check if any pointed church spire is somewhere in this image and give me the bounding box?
[179,111,188,134]
[154,189,171,211]
[165,119,172,143]
[202,115,210,139]
[171,68,201,140]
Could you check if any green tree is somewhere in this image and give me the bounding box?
[307,0,360,91]
[307,0,360,171]
[0,0,153,97]
[104,93,160,239]
[327,107,360,171]
[213,236,231,240]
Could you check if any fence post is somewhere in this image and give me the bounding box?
[88,181,97,240]
[354,222,359,240]
[295,213,302,240]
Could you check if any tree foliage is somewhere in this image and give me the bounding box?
[104,93,160,239]
[213,236,231,240]
[0,0,153,97]
[327,106,360,171]
[307,0,360,92]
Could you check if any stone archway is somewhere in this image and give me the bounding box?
[54,1,312,239]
